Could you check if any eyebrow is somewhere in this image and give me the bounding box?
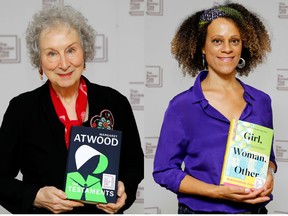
[42,42,80,51]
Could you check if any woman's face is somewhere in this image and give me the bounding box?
[39,25,84,89]
[202,17,242,76]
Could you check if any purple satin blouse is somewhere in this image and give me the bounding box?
[153,71,277,213]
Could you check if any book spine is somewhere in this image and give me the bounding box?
[220,119,237,185]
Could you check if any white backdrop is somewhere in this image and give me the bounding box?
[0,0,287,214]
[144,0,288,214]
[0,0,145,214]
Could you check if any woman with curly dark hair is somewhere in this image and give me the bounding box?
[153,1,276,214]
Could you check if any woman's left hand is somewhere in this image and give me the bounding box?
[96,181,127,214]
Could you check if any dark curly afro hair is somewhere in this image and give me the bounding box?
[171,1,271,77]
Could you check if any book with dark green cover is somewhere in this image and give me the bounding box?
[64,126,122,204]
[220,119,273,189]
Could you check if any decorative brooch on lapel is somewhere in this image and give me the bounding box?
[90,109,114,130]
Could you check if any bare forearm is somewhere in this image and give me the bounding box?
[179,175,218,198]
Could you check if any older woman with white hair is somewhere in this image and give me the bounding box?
[0,5,144,214]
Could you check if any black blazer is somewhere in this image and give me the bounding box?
[0,76,144,214]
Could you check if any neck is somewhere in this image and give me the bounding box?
[202,71,239,91]
[51,80,80,104]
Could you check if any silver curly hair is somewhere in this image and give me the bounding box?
[26,5,96,68]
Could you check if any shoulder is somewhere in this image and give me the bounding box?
[86,80,127,100]
[89,83,125,98]
[9,83,48,106]
[169,86,197,107]
[243,83,271,102]
[169,72,204,106]
[84,76,130,107]
[3,83,49,120]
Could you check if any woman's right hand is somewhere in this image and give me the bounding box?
[215,185,270,204]
[179,175,270,204]
[33,186,84,214]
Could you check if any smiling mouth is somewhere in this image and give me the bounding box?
[219,57,234,62]
[58,72,73,78]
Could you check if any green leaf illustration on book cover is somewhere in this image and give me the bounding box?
[64,126,122,204]
[66,145,108,203]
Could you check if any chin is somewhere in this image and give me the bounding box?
[58,79,79,88]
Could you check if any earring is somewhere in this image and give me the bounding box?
[202,54,207,69]
[39,67,43,80]
[83,62,86,72]
[237,58,246,69]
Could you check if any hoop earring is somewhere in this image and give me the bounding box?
[237,58,246,69]
[202,54,207,69]
[39,67,43,80]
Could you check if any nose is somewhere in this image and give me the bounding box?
[222,41,232,53]
[59,54,70,70]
